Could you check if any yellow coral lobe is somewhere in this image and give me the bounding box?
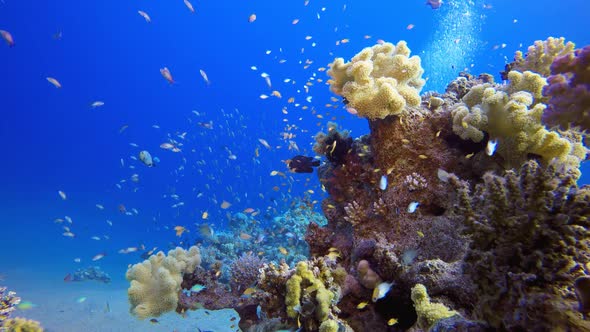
[327,41,425,120]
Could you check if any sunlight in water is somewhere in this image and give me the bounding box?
[422,0,484,92]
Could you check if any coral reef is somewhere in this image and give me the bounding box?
[230,252,266,293]
[0,286,20,322]
[410,284,457,330]
[448,160,590,330]
[258,257,349,331]
[126,246,201,319]
[543,45,590,131]
[450,69,584,169]
[125,38,590,332]
[327,41,425,119]
[508,36,576,77]
[2,317,44,332]
[0,287,43,331]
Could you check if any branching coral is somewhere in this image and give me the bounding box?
[230,252,266,292]
[0,287,20,322]
[543,45,590,131]
[313,122,353,165]
[126,246,201,319]
[327,41,425,119]
[448,160,590,330]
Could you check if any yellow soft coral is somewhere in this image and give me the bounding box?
[512,37,575,77]
[126,246,201,319]
[451,70,581,168]
[285,261,335,324]
[411,284,457,330]
[327,41,425,119]
[3,317,44,332]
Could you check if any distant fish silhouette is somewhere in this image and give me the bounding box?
[288,155,320,173]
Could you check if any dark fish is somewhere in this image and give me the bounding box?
[288,155,320,173]
[64,273,72,282]
[149,318,159,324]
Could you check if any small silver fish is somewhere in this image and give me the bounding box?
[407,202,419,213]
[486,139,498,156]
[379,175,388,190]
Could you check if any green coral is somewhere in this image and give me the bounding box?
[319,319,339,332]
[512,37,575,77]
[327,41,425,119]
[3,317,44,332]
[410,284,457,330]
[451,70,586,169]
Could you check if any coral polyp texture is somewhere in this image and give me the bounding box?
[126,246,201,319]
[510,36,576,77]
[448,160,590,330]
[327,41,425,119]
[123,39,589,332]
[543,45,590,131]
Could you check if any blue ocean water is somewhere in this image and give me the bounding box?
[0,0,589,330]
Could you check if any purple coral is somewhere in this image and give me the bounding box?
[230,252,265,292]
[543,45,590,130]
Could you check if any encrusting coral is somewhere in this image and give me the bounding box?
[447,160,590,330]
[327,41,425,119]
[410,283,457,330]
[126,246,201,319]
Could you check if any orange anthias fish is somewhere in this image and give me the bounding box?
[160,67,175,84]
[174,226,187,237]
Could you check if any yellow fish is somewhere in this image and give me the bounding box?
[278,247,288,255]
[202,211,208,219]
[387,318,398,326]
[242,287,257,296]
[356,301,369,309]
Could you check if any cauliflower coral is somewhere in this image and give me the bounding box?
[327,41,425,120]
[126,246,201,319]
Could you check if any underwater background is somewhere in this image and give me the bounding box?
[1,0,590,331]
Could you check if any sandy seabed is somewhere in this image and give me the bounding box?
[3,268,240,332]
